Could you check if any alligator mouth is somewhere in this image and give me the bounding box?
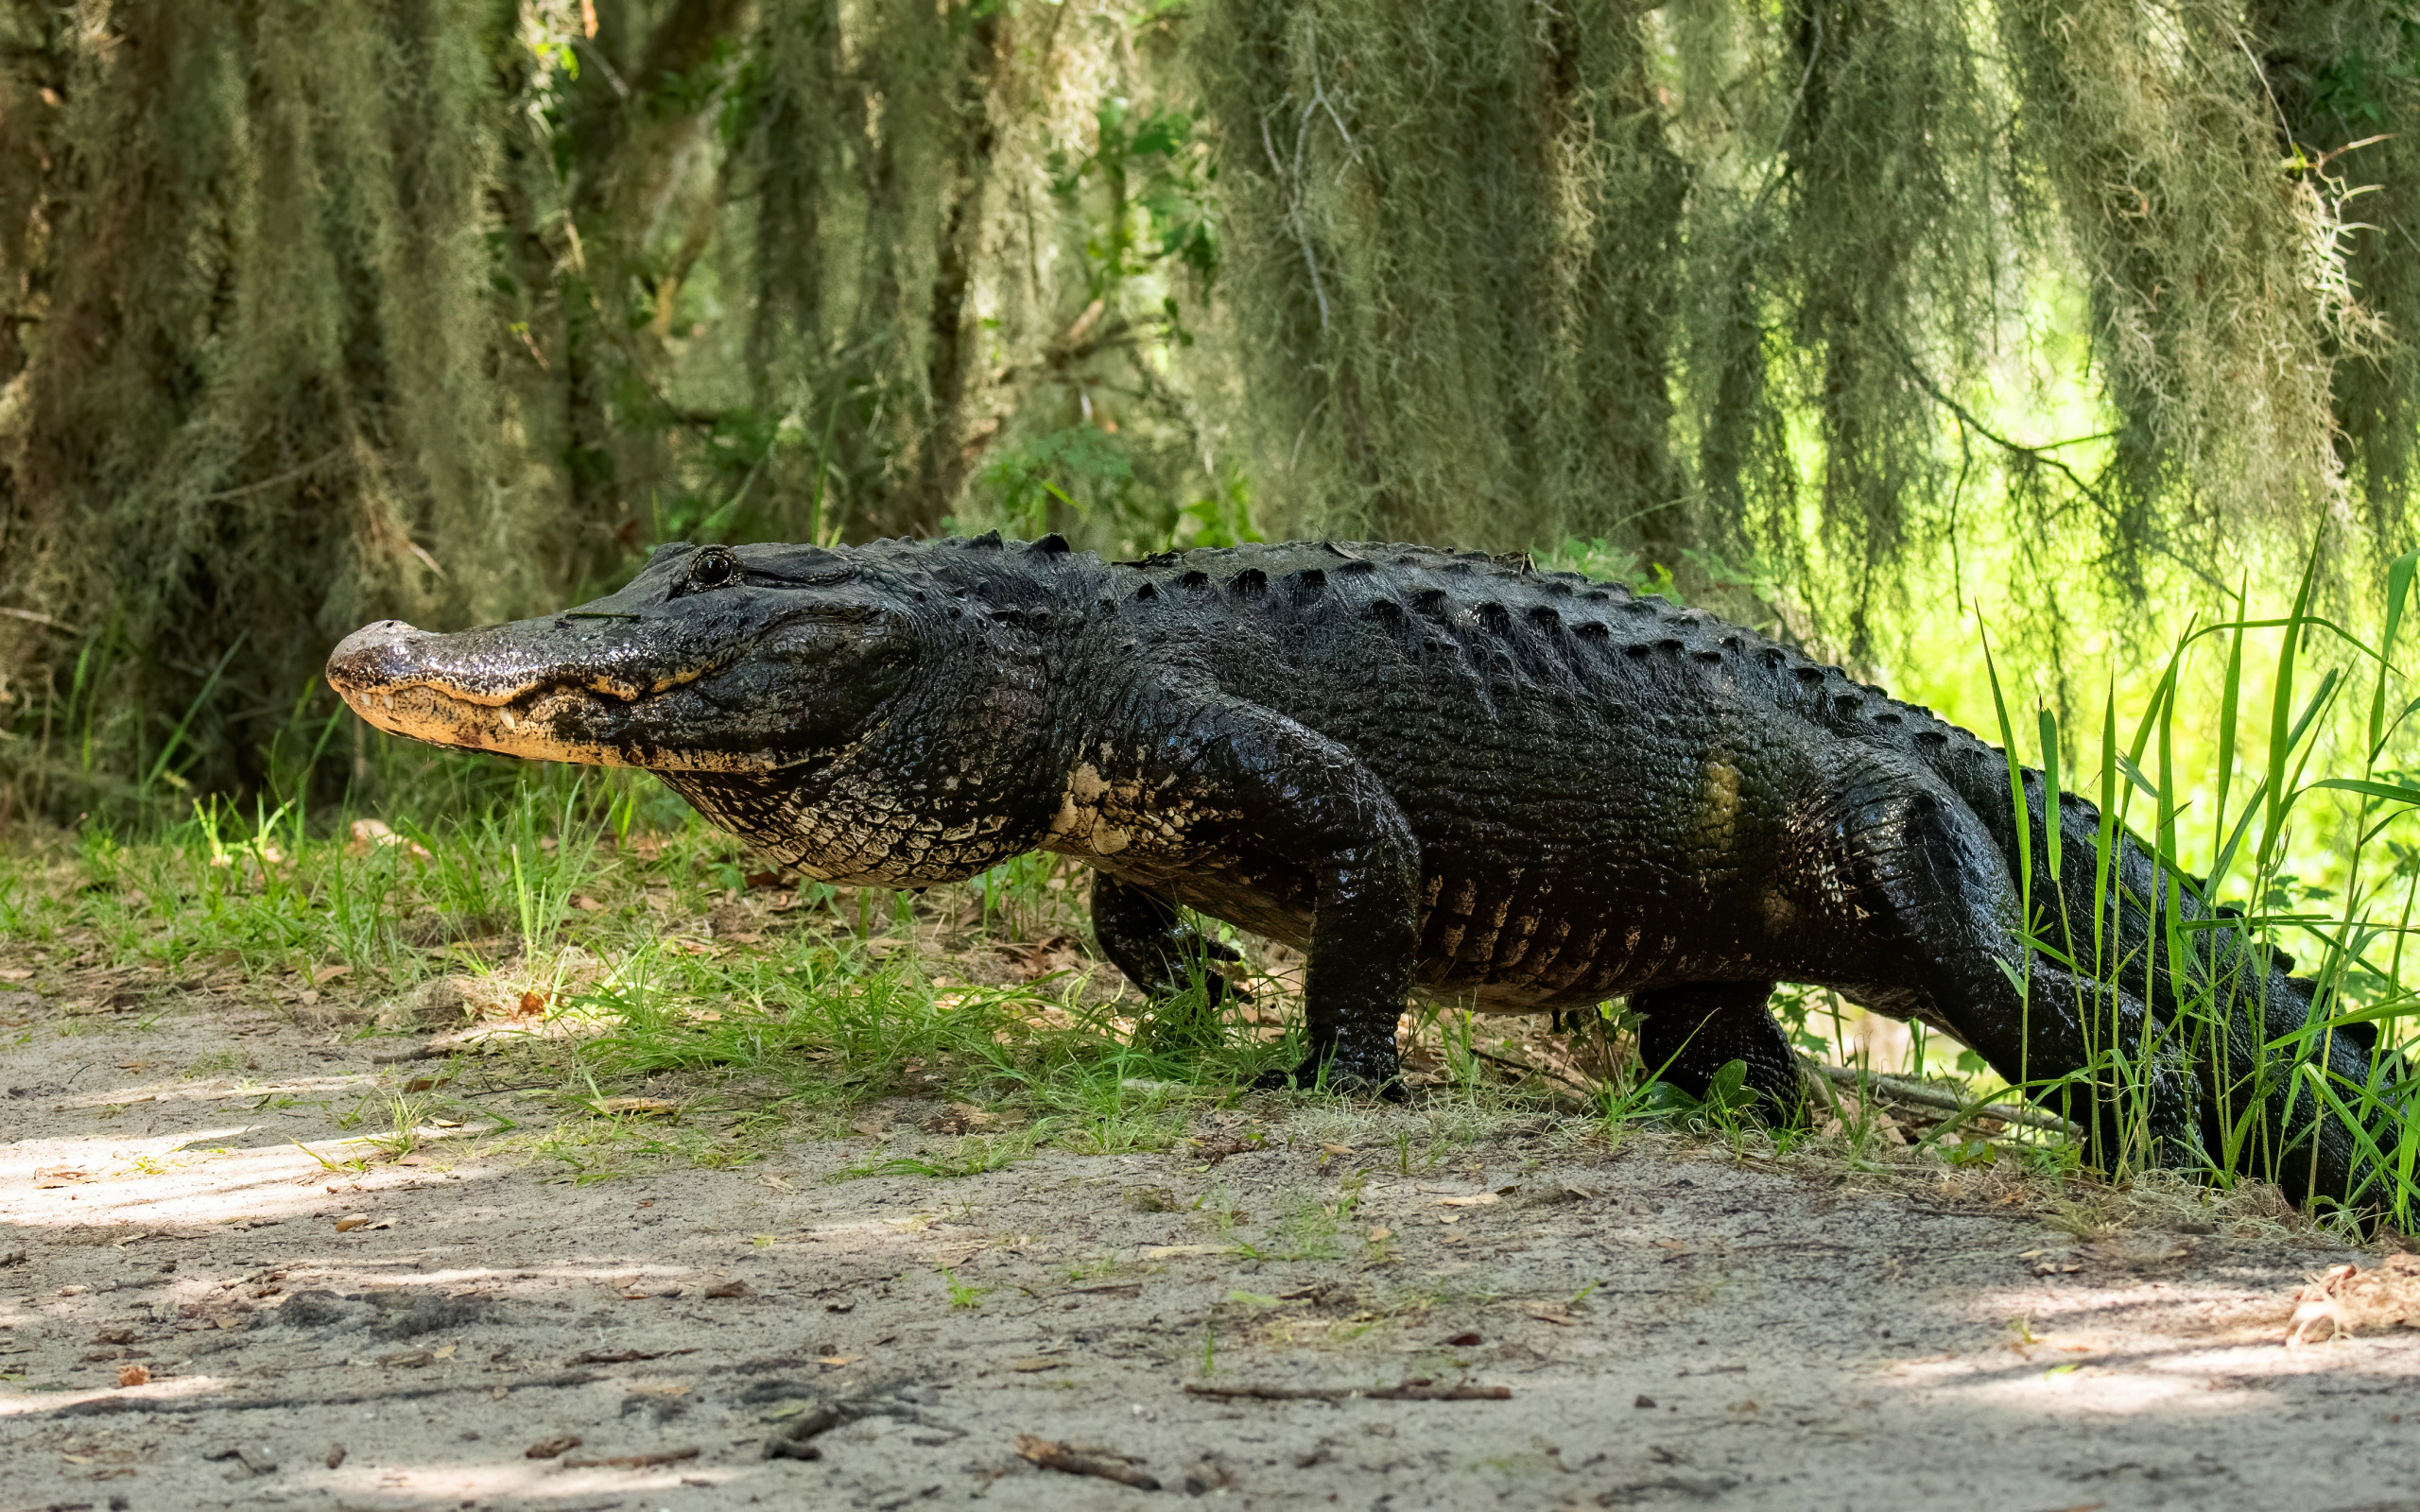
[326,621,774,771]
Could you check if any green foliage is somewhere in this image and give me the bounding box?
[1196,0,2420,658]
[979,427,1140,540]
[0,0,543,816]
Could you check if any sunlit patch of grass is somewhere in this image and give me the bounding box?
[834,1131,1036,1181]
[518,1098,778,1183]
[182,1049,244,1078]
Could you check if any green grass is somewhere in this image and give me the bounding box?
[1954,550,2420,1227]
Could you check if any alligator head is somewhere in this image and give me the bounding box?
[325,541,917,771]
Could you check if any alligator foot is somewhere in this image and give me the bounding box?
[1249,1053,1407,1102]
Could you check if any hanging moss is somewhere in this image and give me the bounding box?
[1196,0,2419,657]
[1193,0,1695,558]
[0,0,544,811]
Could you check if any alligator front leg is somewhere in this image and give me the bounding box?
[1187,696,1421,1096]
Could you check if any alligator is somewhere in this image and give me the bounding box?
[326,536,2405,1211]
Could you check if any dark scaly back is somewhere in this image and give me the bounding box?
[1098,538,2003,771]
[1085,540,2244,1018]
[861,534,2280,1023]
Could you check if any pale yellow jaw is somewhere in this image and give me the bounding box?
[337,682,634,766]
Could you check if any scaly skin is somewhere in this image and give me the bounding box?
[326,535,2405,1211]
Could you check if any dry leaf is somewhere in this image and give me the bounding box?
[525,1435,582,1460]
[2289,1254,2420,1344]
[334,1214,371,1233]
[312,964,351,987]
[115,1364,150,1387]
[703,1280,755,1299]
[1009,1356,1063,1372]
[0,968,33,981]
[1522,1304,1578,1327]
[570,894,605,913]
[515,990,549,1018]
[346,819,431,862]
[33,1167,92,1189]
[994,933,1081,981]
[921,1103,999,1135]
[817,1354,861,1366]
[1366,1226,1392,1243]
[1434,1193,1500,1208]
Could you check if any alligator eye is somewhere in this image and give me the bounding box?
[687,548,737,591]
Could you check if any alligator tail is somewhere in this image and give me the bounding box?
[1949,750,2409,1215]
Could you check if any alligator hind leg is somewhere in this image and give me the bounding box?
[1091,873,1247,1003]
[1838,767,2204,1172]
[1634,981,1807,1122]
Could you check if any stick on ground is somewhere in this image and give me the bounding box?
[1184,1380,1511,1401]
[559,1445,700,1469]
[1015,1434,1162,1490]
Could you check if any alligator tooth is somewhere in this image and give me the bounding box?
[498,709,518,730]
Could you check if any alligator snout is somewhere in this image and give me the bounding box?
[326,621,441,698]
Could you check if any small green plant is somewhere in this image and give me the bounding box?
[182,1049,243,1079]
[364,1092,438,1160]
[941,1269,991,1310]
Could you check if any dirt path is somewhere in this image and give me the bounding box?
[2,984,2415,1512]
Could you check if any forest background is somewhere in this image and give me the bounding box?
[0,0,2413,846]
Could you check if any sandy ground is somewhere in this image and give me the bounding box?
[2,981,2417,1512]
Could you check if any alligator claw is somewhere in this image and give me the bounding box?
[1249,1056,1407,1102]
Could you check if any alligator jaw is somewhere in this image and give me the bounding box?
[325,620,774,771]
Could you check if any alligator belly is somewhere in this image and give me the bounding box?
[1410,866,1790,1011]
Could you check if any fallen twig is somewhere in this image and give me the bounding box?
[369,1044,443,1066]
[1805,1059,2081,1138]
[1015,1435,1161,1490]
[759,1375,948,1461]
[559,1445,700,1469]
[1184,1379,1510,1402]
[1464,1046,1597,1095]
[0,605,78,634]
[43,1370,602,1419]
